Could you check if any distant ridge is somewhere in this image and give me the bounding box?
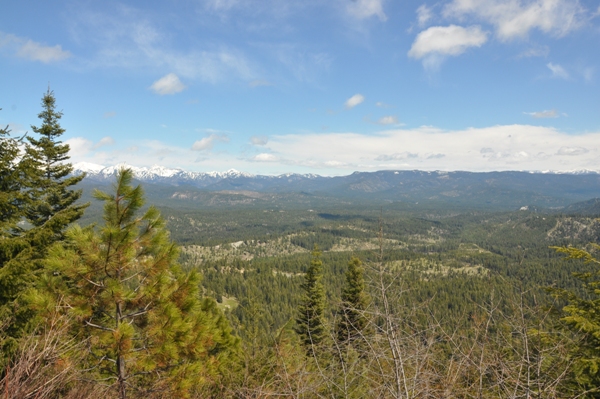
[72,162,325,189]
[73,162,600,182]
[73,162,255,180]
[73,163,600,210]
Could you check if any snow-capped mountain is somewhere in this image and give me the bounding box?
[72,162,322,189]
[71,163,600,209]
[74,163,256,179]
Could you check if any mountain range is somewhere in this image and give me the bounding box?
[74,163,600,211]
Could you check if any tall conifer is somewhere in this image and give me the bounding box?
[550,245,600,393]
[23,89,86,248]
[43,168,238,398]
[0,119,26,235]
[0,116,32,361]
[0,91,86,364]
[295,246,326,352]
[336,257,370,348]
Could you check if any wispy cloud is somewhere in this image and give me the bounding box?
[250,135,268,146]
[0,32,71,63]
[443,0,588,41]
[408,25,487,69]
[345,94,365,109]
[93,136,115,149]
[518,45,549,58]
[103,111,117,119]
[416,5,433,27]
[409,25,488,59]
[252,153,279,162]
[192,134,230,151]
[557,146,588,156]
[375,152,418,161]
[525,109,559,118]
[69,7,257,84]
[267,43,333,83]
[150,73,186,95]
[547,62,570,79]
[377,116,399,125]
[580,66,594,82]
[346,0,387,21]
[66,136,115,155]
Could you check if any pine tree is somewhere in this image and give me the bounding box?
[0,92,87,366]
[295,246,326,352]
[0,118,26,235]
[336,256,370,348]
[40,168,238,398]
[0,115,32,362]
[23,88,86,249]
[550,245,600,395]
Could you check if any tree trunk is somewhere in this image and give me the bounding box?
[116,301,126,399]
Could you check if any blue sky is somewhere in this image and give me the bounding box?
[1,0,599,175]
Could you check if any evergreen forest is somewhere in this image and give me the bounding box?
[3,92,600,398]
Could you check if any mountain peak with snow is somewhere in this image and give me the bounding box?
[73,163,266,183]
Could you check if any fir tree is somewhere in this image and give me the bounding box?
[0,116,32,361]
[336,256,370,348]
[295,246,326,352]
[0,118,26,235]
[40,168,238,398]
[550,245,600,396]
[23,88,86,248]
[0,92,86,365]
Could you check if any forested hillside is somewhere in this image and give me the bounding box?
[2,93,600,398]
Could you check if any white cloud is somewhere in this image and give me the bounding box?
[557,146,588,156]
[103,111,116,118]
[427,153,445,159]
[376,101,392,108]
[93,136,115,149]
[65,125,600,175]
[17,40,71,63]
[375,152,418,161]
[547,62,569,79]
[409,25,488,60]
[65,137,94,157]
[252,153,279,162]
[581,67,594,82]
[150,73,186,95]
[66,137,117,155]
[416,5,433,27]
[345,94,365,109]
[377,116,399,125]
[525,109,558,118]
[346,0,387,21]
[518,45,549,58]
[0,32,71,63]
[262,125,600,173]
[191,134,229,151]
[250,135,268,146]
[443,0,587,41]
[69,9,257,84]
